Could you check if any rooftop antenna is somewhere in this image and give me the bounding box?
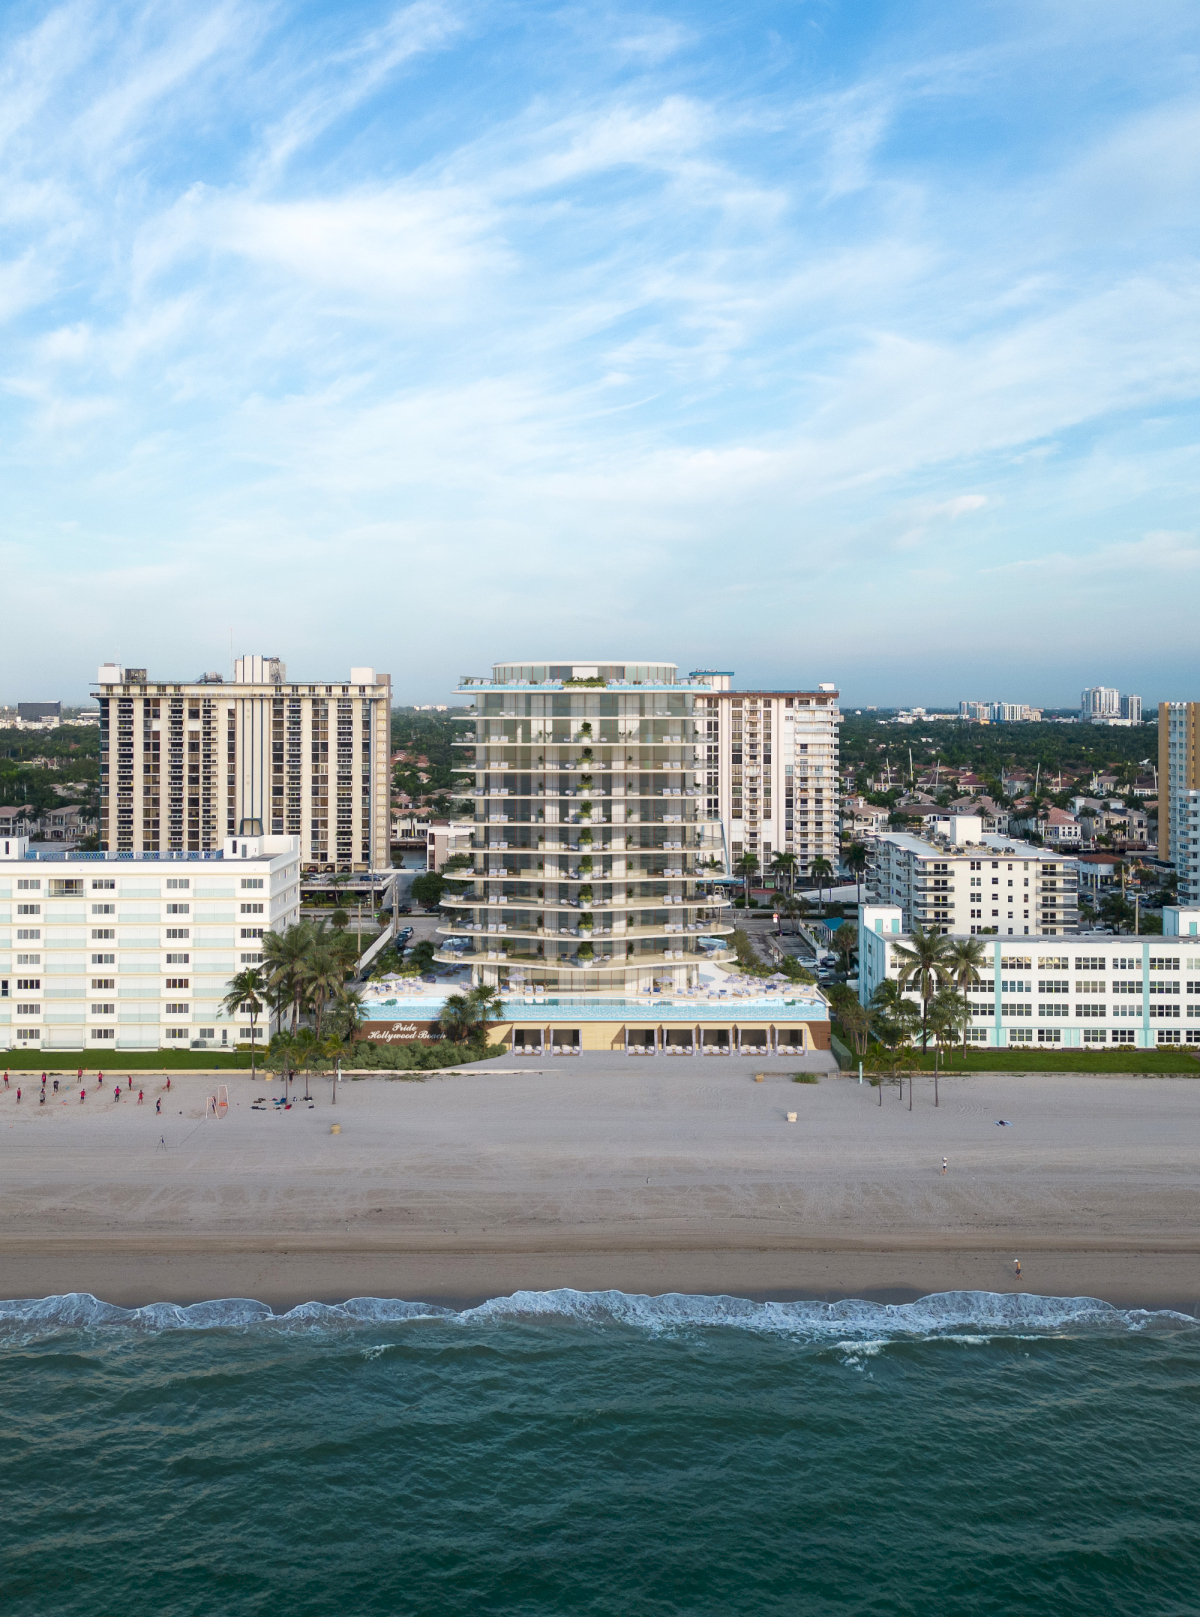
[230,628,234,680]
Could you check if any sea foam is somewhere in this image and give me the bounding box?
[0,1288,1194,1344]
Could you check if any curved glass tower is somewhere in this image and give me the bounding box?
[435,660,735,992]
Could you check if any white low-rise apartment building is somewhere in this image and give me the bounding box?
[859,902,1200,1050]
[867,817,1079,937]
[0,833,300,1053]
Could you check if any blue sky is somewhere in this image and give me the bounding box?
[2,0,1199,706]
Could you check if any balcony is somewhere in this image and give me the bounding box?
[434,946,736,972]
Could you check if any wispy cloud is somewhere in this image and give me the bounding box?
[1,0,1200,702]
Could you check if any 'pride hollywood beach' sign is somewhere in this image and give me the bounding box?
[360,1021,444,1044]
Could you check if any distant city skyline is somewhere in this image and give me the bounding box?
[3,2,1199,699]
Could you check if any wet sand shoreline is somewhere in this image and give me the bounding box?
[2,1066,1198,1314]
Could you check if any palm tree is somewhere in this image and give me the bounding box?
[945,937,987,1058]
[325,987,365,1046]
[810,855,833,916]
[306,944,349,1038]
[769,851,798,897]
[830,921,858,976]
[927,989,971,1105]
[263,920,315,1033]
[890,924,952,1052]
[264,1030,295,1095]
[733,852,759,908]
[288,1028,322,1099]
[220,968,265,1077]
[845,843,869,903]
[440,983,503,1046]
[839,997,871,1059]
[780,896,803,937]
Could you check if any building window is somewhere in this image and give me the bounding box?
[91,952,116,965]
[240,878,264,890]
[166,878,190,890]
[90,1028,115,1041]
[164,1028,189,1040]
[91,929,116,940]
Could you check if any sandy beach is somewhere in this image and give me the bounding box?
[1,1061,1199,1311]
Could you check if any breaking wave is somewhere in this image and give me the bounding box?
[0,1288,1195,1344]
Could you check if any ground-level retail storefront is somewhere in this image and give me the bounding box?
[500,1022,827,1055]
[358,993,831,1058]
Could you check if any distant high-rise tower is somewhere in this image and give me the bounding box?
[1081,686,1120,719]
[1159,702,1200,902]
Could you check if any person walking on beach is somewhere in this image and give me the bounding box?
[97,1071,104,1087]
[942,1157,947,1175]
[137,1090,144,1105]
[15,1088,20,1103]
[53,1080,58,1094]
[3,1071,8,1088]
[77,1068,83,1083]
[155,1097,161,1115]
[165,1077,171,1092]
[1014,1258,1021,1278]
[113,1085,121,1102]
[80,1088,86,1103]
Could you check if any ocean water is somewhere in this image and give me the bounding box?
[2,1291,1199,1616]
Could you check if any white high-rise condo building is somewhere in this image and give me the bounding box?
[1160,702,1200,904]
[437,660,738,994]
[688,673,841,875]
[0,832,300,1052]
[1081,686,1120,719]
[94,659,392,871]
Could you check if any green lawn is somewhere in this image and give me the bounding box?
[0,1050,262,1072]
[886,1048,1200,1075]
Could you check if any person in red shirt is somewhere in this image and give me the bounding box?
[16,1088,20,1103]
[80,1088,86,1103]
[137,1090,144,1104]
